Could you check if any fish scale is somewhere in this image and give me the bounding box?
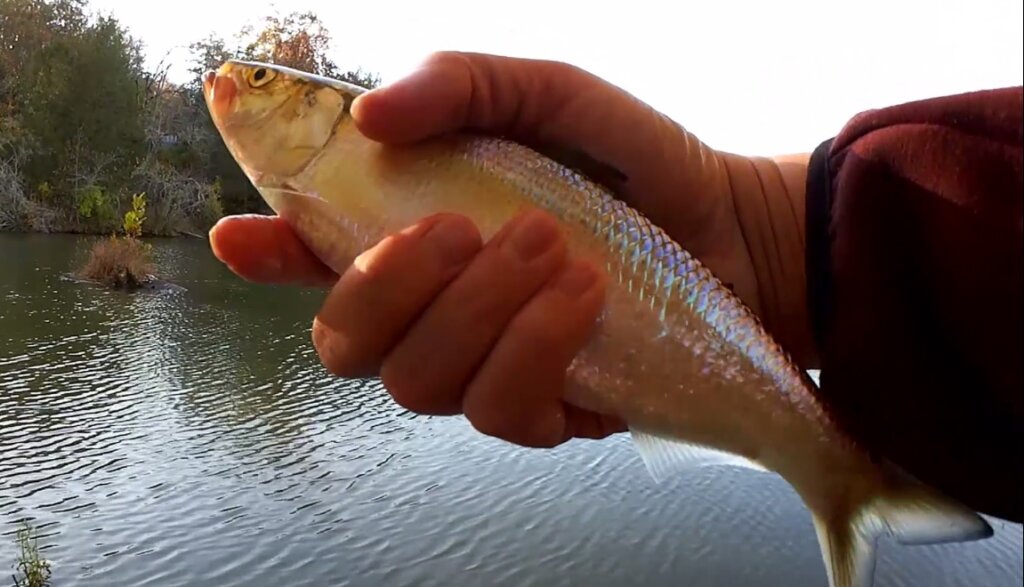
[473,136,774,391]
[203,59,995,587]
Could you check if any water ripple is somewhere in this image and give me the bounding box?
[0,234,1020,587]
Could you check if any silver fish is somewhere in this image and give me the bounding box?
[202,59,993,587]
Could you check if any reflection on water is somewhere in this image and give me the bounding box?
[1,233,1021,587]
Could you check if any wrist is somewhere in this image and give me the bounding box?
[718,150,819,369]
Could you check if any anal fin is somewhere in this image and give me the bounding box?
[629,427,767,483]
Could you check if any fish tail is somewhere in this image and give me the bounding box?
[627,428,992,587]
[806,462,994,587]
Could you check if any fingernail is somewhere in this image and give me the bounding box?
[504,210,560,262]
[555,260,599,298]
[422,216,480,266]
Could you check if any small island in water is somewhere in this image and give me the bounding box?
[71,192,169,291]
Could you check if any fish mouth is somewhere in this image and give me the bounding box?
[202,70,216,93]
[202,69,239,123]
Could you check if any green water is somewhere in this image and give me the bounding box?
[1,233,1020,587]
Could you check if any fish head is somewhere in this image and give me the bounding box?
[202,60,367,184]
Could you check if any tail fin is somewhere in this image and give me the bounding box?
[809,464,994,587]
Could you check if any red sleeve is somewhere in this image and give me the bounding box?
[805,86,1023,523]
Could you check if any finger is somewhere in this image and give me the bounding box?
[209,214,338,287]
[312,213,482,379]
[352,51,600,147]
[461,258,606,448]
[379,208,568,416]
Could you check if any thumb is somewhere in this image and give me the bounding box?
[348,52,725,242]
[351,51,594,145]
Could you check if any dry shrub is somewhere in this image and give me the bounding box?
[76,236,154,289]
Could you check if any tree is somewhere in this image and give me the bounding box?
[0,0,89,103]
[240,11,333,75]
[1,0,148,232]
[0,1,383,233]
[237,10,381,88]
[30,17,145,182]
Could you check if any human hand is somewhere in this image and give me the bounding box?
[214,207,622,447]
[210,51,814,447]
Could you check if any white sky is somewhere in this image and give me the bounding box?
[88,0,1023,155]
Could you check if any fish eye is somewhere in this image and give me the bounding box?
[248,67,275,88]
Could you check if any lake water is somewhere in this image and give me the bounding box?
[1,233,1021,587]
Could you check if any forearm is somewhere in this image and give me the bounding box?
[718,150,818,369]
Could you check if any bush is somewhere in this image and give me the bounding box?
[76,235,154,288]
[75,184,119,232]
[128,155,225,235]
[122,192,146,238]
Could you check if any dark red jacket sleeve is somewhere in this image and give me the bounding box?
[805,86,1023,523]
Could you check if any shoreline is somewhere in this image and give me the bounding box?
[0,226,209,240]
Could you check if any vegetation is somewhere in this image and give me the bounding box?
[0,0,381,236]
[11,520,51,587]
[75,191,155,288]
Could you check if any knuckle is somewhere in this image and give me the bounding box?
[311,317,375,378]
[379,359,454,415]
[462,388,532,445]
[512,299,577,352]
[465,389,565,449]
[465,403,518,443]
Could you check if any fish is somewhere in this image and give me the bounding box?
[201,59,994,587]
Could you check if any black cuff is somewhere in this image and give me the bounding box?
[805,137,836,353]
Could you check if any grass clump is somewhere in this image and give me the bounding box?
[76,234,154,288]
[11,520,51,587]
[75,192,156,289]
